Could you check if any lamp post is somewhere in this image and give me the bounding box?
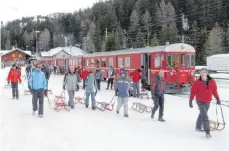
[35,30,40,57]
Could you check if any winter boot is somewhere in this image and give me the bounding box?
[85,104,89,108]
[111,84,113,90]
[116,111,119,114]
[151,113,154,119]
[196,127,204,132]
[16,97,19,100]
[158,117,165,122]
[205,131,212,138]
[124,114,129,117]
[38,115,43,118]
[92,106,96,110]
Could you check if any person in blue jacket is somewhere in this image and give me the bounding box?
[115,69,130,117]
[29,63,47,118]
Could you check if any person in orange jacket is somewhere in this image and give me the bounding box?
[7,64,22,99]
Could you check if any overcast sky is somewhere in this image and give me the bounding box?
[0,0,100,23]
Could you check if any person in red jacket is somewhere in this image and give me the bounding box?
[7,64,22,99]
[189,68,221,138]
[81,68,89,89]
[130,69,141,97]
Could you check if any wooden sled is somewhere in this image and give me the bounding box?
[139,92,150,99]
[74,96,85,104]
[96,95,116,111]
[53,91,70,112]
[132,102,152,113]
[4,84,11,88]
[210,120,226,131]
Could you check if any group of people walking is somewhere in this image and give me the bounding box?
[7,62,221,138]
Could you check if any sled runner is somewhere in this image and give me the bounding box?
[96,95,116,111]
[74,96,85,104]
[53,91,70,112]
[132,102,152,113]
[209,104,226,131]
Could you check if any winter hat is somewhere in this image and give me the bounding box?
[120,69,127,75]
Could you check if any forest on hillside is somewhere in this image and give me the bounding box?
[1,0,229,65]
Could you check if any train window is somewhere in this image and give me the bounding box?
[118,57,123,67]
[166,54,179,68]
[155,54,164,68]
[86,59,89,67]
[108,57,113,66]
[102,58,106,67]
[181,54,185,67]
[187,54,195,67]
[125,57,130,68]
[91,59,95,67]
[96,58,100,66]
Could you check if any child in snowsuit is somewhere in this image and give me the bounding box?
[85,70,98,110]
[115,69,130,117]
[63,66,79,109]
[7,64,22,99]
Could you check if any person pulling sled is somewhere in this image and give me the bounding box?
[85,70,98,110]
[189,68,221,138]
[29,64,47,118]
[7,64,22,99]
[63,66,80,109]
[115,69,130,117]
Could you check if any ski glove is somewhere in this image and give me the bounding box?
[115,89,118,96]
[76,85,79,91]
[189,100,193,108]
[63,85,65,90]
[216,98,221,105]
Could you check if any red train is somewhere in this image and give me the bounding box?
[39,43,196,93]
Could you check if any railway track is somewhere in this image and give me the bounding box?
[169,93,229,108]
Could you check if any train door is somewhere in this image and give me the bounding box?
[141,53,151,85]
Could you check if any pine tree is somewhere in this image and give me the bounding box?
[142,9,152,46]
[150,33,160,46]
[207,23,224,55]
[136,31,145,48]
[128,9,140,40]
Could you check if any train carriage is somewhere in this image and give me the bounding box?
[38,43,195,93]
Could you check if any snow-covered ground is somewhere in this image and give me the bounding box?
[1,67,228,151]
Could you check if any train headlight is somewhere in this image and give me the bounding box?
[170,71,174,76]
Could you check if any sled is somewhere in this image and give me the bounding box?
[209,104,226,131]
[96,95,116,111]
[139,92,150,99]
[4,84,11,88]
[131,102,152,113]
[53,91,70,112]
[74,96,85,104]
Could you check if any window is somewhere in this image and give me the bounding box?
[108,57,113,67]
[166,54,179,68]
[181,54,185,67]
[187,54,195,67]
[118,57,123,67]
[91,59,95,67]
[125,57,130,68]
[155,54,164,68]
[12,54,15,58]
[102,58,106,67]
[18,54,22,58]
[86,59,89,66]
[96,58,100,66]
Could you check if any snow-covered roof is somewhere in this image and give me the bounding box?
[208,54,229,58]
[85,43,195,57]
[41,46,84,57]
[0,48,32,57]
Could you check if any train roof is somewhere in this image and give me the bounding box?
[207,54,229,58]
[84,43,195,57]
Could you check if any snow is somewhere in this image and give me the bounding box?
[208,54,229,58]
[0,49,32,56]
[1,67,228,151]
[41,46,85,57]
